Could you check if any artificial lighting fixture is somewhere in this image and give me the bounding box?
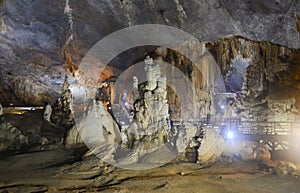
[227,131,234,139]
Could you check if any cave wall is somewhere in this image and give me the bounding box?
[0,0,300,105]
[207,36,300,120]
[207,36,292,95]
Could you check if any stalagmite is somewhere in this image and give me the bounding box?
[51,75,75,128]
[43,103,52,122]
[0,103,3,116]
[120,56,171,162]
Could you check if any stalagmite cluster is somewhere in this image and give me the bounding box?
[51,75,75,129]
[121,56,170,156]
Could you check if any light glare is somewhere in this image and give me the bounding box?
[227,131,234,139]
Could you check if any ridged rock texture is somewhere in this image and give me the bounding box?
[207,36,300,120]
[0,0,300,105]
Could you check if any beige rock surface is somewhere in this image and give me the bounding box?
[1,149,300,193]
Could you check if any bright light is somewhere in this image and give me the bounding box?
[220,105,226,109]
[227,131,234,139]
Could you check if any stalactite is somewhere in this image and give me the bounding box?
[119,0,132,26]
[207,36,290,89]
[64,51,78,77]
[296,13,300,34]
[207,36,300,121]
[173,0,187,28]
[64,0,74,45]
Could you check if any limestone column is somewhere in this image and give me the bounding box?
[0,103,3,115]
[43,103,52,122]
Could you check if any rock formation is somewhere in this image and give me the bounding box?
[0,103,2,116]
[43,103,52,122]
[275,161,298,176]
[175,123,199,162]
[207,36,300,121]
[121,56,170,159]
[154,43,217,120]
[0,111,66,152]
[0,120,28,151]
[254,145,271,163]
[267,97,298,121]
[51,75,75,129]
[65,100,121,149]
[196,127,225,164]
[112,56,226,165]
[0,0,299,174]
[0,0,300,106]
[221,140,258,162]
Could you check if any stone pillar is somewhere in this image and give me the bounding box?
[61,75,75,128]
[0,103,3,115]
[133,76,139,101]
[43,103,52,122]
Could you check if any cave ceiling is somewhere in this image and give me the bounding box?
[0,0,300,105]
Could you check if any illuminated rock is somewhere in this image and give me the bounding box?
[275,161,288,176]
[0,103,2,116]
[197,128,225,164]
[121,56,171,161]
[51,75,75,129]
[132,76,139,101]
[267,97,298,121]
[275,161,297,176]
[254,145,271,162]
[65,100,121,148]
[43,103,52,122]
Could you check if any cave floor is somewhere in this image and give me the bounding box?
[0,148,300,193]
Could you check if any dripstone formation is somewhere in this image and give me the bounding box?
[122,56,170,156]
[51,75,75,129]
[0,103,2,116]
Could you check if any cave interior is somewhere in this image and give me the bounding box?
[1,0,300,192]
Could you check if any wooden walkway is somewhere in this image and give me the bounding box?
[220,118,300,150]
[172,118,300,150]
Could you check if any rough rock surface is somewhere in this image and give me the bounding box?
[254,145,271,163]
[0,119,27,151]
[208,36,300,121]
[222,141,258,162]
[275,161,298,176]
[116,56,173,166]
[124,57,170,149]
[51,75,75,129]
[0,0,300,104]
[1,151,300,193]
[0,111,66,152]
[197,128,225,164]
[154,44,219,120]
[0,103,2,115]
[65,100,121,147]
